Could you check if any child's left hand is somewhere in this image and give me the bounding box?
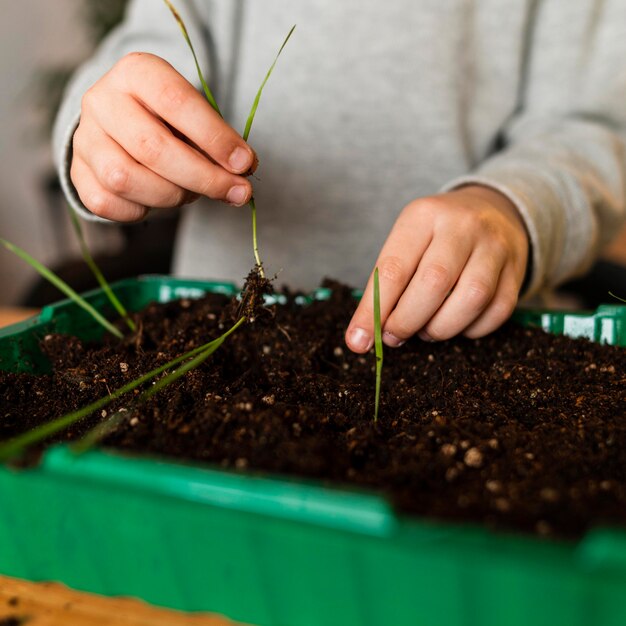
[345,185,529,352]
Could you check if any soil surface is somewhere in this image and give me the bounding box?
[1,282,626,540]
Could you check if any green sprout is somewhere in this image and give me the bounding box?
[163,0,222,116]
[373,267,383,421]
[163,0,295,277]
[67,206,136,332]
[242,24,296,143]
[74,314,245,454]
[0,317,245,461]
[0,5,295,462]
[0,238,123,339]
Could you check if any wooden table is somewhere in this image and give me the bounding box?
[0,576,242,625]
[0,307,38,328]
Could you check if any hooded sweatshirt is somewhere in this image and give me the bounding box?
[53,0,626,297]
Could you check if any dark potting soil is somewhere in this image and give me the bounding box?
[1,281,625,540]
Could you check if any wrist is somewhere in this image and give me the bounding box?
[452,184,525,229]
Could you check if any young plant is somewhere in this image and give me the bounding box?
[0,238,123,339]
[0,5,295,461]
[164,0,295,277]
[373,267,383,421]
[75,314,246,453]
[0,316,245,461]
[67,207,136,332]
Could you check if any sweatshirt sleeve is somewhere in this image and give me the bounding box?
[52,0,211,223]
[442,1,626,299]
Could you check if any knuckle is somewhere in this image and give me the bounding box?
[170,188,189,208]
[116,51,149,74]
[197,171,222,198]
[205,126,228,150]
[72,124,86,153]
[422,323,449,342]
[415,195,447,217]
[385,317,414,340]
[100,160,131,194]
[136,131,166,166]
[491,294,518,323]
[159,82,190,110]
[420,262,452,292]
[378,256,409,286]
[85,191,112,218]
[80,86,98,114]
[464,279,494,310]
[121,206,150,223]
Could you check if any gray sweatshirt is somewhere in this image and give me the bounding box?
[53,0,626,297]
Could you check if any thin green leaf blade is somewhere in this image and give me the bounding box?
[67,207,136,332]
[373,267,383,421]
[163,0,222,116]
[0,317,246,461]
[0,238,123,339]
[243,24,296,141]
[142,316,245,400]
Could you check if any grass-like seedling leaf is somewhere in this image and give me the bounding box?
[67,207,136,332]
[373,267,383,422]
[0,238,123,339]
[163,0,222,116]
[243,24,295,278]
[71,408,128,454]
[609,291,625,302]
[142,316,245,401]
[163,1,294,280]
[72,315,246,454]
[0,317,246,461]
[242,24,296,142]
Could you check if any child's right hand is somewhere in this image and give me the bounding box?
[70,52,257,222]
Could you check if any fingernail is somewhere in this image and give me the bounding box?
[348,327,373,352]
[229,147,252,172]
[383,331,405,348]
[227,186,248,206]
[418,330,434,342]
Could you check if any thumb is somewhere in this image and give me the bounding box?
[345,274,377,353]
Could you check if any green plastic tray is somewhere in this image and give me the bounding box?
[1,275,625,626]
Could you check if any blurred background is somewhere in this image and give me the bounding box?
[0,0,177,308]
[0,1,625,309]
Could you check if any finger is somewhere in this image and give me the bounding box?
[345,212,433,353]
[110,53,257,174]
[417,246,505,341]
[462,265,520,338]
[86,91,253,205]
[381,233,474,346]
[74,123,195,209]
[71,156,149,222]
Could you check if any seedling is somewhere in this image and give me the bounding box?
[0,238,123,339]
[0,317,245,460]
[164,0,295,277]
[1,7,301,460]
[373,267,383,421]
[67,207,136,332]
[75,314,246,453]
[163,0,221,116]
